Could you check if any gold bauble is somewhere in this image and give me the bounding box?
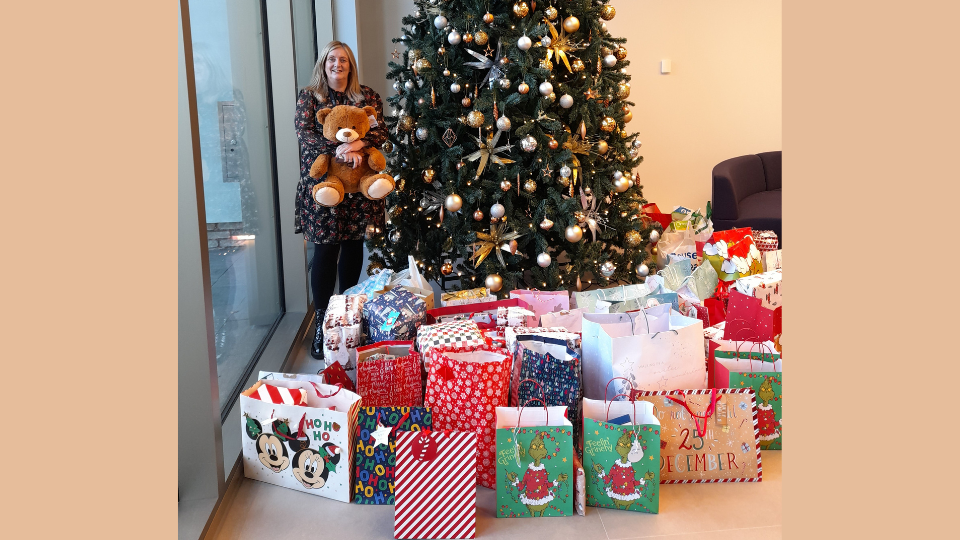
[466,110,485,128]
[389,205,401,218]
[500,180,513,192]
[474,31,489,46]
[485,273,504,292]
[441,260,453,275]
[624,230,642,247]
[623,108,633,123]
[462,96,472,107]
[600,116,617,132]
[408,49,423,62]
[445,193,463,212]
[523,179,537,193]
[596,140,609,154]
[513,1,530,18]
[565,224,584,243]
[558,176,571,187]
[600,5,616,20]
[571,58,585,72]
[382,140,394,153]
[615,46,628,61]
[483,12,495,23]
[490,216,500,224]
[616,82,631,99]
[399,114,415,131]
[473,209,484,221]
[544,6,558,20]
[414,58,432,71]
[518,82,530,94]
[422,168,436,183]
[539,58,553,71]
[601,46,614,57]
[540,218,554,230]
[573,210,587,224]
[621,129,629,138]
[651,246,658,255]
[547,137,559,150]
[563,16,580,33]
[463,32,474,44]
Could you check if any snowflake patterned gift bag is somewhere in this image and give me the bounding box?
[582,390,661,513]
[424,344,512,489]
[353,406,432,504]
[632,388,762,483]
[495,403,574,518]
[509,290,569,327]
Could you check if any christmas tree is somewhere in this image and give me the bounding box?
[367,0,656,294]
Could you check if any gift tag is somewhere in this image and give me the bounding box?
[380,309,400,331]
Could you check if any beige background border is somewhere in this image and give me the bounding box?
[1,1,956,538]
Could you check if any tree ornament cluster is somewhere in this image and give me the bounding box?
[370,0,651,292]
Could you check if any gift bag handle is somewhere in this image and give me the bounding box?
[514,397,549,466]
[604,377,634,403]
[309,381,343,399]
[605,392,638,423]
[517,378,546,404]
[666,389,718,438]
[734,340,779,372]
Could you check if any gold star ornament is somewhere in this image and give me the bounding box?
[471,223,523,268]
[543,18,583,72]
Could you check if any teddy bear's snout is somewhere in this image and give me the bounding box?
[336,128,359,143]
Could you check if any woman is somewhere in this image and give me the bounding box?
[295,41,387,359]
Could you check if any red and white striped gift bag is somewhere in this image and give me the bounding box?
[249,383,308,406]
[394,430,477,540]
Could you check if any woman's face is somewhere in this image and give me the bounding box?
[325,47,350,86]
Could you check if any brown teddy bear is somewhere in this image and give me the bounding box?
[309,105,395,207]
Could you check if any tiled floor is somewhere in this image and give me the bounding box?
[209,329,782,540]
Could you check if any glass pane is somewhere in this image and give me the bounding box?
[189,0,283,412]
[291,0,318,309]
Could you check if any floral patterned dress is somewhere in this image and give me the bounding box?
[294,85,387,244]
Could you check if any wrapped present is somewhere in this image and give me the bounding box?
[495,404,575,518]
[753,230,779,252]
[571,277,664,313]
[633,389,762,483]
[356,341,423,407]
[240,373,361,501]
[354,406,432,504]
[427,298,532,330]
[582,397,660,513]
[733,269,782,310]
[323,294,369,382]
[343,269,394,297]
[441,287,495,307]
[374,284,435,311]
[510,290,570,327]
[497,305,536,328]
[424,344,512,489]
[364,288,427,343]
[572,453,586,516]
[761,249,782,272]
[394,430,478,539]
[415,320,487,362]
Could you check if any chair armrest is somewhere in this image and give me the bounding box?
[712,173,739,221]
[711,155,766,221]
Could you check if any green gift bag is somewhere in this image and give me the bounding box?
[582,389,661,513]
[714,342,782,450]
[495,399,575,518]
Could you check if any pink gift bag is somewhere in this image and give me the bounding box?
[509,290,569,327]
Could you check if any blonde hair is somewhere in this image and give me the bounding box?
[306,41,363,103]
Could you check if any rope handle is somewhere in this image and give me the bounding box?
[733,340,779,371]
[605,392,638,423]
[604,377,634,403]
[513,397,549,467]
[310,381,343,399]
[665,389,718,438]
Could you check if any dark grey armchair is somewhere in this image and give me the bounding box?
[711,151,781,246]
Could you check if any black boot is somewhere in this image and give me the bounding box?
[311,309,325,360]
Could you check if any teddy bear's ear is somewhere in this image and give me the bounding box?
[316,108,333,124]
[361,106,377,118]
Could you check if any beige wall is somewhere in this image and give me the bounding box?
[355,0,781,214]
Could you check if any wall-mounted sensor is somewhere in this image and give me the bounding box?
[660,59,671,74]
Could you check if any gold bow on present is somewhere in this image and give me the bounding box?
[441,287,490,302]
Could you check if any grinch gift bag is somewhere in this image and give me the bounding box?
[424,344,512,489]
[394,430,478,540]
[353,406,432,504]
[240,372,361,501]
[632,388,762,483]
[582,383,661,513]
[495,401,575,518]
[713,343,782,450]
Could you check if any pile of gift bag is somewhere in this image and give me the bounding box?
[238,218,783,539]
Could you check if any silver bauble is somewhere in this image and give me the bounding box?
[520,135,538,152]
[600,261,616,278]
[448,29,461,45]
[518,35,532,51]
[405,80,415,90]
[444,193,463,212]
[537,252,552,268]
[393,81,401,91]
[559,165,572,178]
[633,139,642,148]
[565,225,584,243]
[613,170,624,181]
[637,264,650,277]
[496,116,512,131]
[540,36,552,48]
[649,229,660,243]
[538,81,553,96]
[490,203,505,219]
[498,78,511,90]
[450,82,461,93]
[415,127,429,140]
[559,94,574,108]
[434,15,448,29]
[603,54,617,67]
[389,230,402,243]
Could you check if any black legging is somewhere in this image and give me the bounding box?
[311,240,364,313]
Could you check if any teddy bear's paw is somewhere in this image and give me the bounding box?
[314,186,343,206]
[367,176,395,200]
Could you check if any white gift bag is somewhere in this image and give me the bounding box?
[240,372,361,502]
[581,313,636,400]
[539,308,589,332]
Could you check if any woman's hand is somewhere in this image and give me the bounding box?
[341,151,364,168]
[335,139,367,159]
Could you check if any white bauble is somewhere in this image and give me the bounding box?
[520,135,538,152]
[603,54,617,67]
[518,35,532,51]
[637,264,650,277]
[450,82,461,93]
[404,80,415,90]
[541,36,552,47]
[434,15,447,29]
[538,81,553,96]
[559,165,572,178]
[490,203,505,219]
[649,230,660,243]
[537,252,552,268]
[496,116,512,131]
[448,30,462,45]
[444,194,463,212]
[559,94,574,108]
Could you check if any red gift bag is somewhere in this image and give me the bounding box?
[320,361,356,393]
[424,343,512,489]
[356,341,423,407]
[724,290,775,342]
